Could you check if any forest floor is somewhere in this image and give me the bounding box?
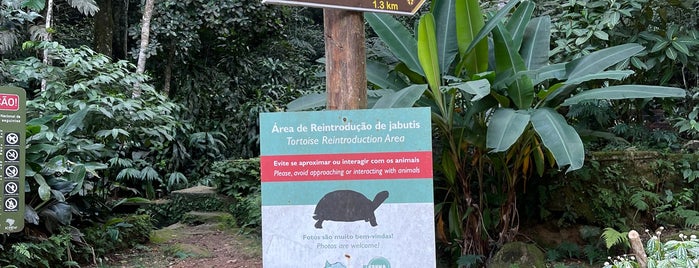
[87,218,262,268]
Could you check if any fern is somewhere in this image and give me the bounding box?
[12,244,31,259]
[67,0,99,16]
[583,244,604,264]
[630,191,649,211]
[601,227,629,249]
[677,209,699,228]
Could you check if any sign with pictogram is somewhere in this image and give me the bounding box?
[259,108,436,267]
[4,181,18,195]
[0,86,25,233]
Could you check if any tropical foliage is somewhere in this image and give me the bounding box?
[0,42,181,254]
[1,0,698,265]
[290,0,686,262]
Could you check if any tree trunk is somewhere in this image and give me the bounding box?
[94,0,114,58]
[40,0,54,92]
[112,0,130,60]
[323,9,366,110]
[134,0,155,98]
[162,42,175,97]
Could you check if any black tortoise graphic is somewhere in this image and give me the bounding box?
[313,190,389,229]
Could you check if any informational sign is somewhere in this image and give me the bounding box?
[260,107,435,267]
[262,0,426,15]
[0,86,25,234]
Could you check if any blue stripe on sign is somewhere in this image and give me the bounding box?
[259,107,431,155]
[261,179,434,206]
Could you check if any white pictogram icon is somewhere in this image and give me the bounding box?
[4,149,18,161]
[5,133,18,145]
[5,198,17,210]
[4,182,17,194]
[4,166,18,178]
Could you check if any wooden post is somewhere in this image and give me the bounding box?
[628,230,648,268]
[324,9,367,110]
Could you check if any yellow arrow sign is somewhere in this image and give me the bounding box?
[263,0,426,15]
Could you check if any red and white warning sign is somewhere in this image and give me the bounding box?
[0,94,19,111]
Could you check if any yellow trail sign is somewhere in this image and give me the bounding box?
[263,0,426,15]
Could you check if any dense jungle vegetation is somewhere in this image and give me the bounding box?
[1,0,699,266]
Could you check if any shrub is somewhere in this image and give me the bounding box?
[205,158,261,231]
[0,41,185,265]
[78,214,154,262]
[604,229,699,268]
[146,192,229,228]
[0,229,77,267]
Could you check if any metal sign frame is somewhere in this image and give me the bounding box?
[0,86,26,234]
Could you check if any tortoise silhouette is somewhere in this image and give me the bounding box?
[313,190,389,229]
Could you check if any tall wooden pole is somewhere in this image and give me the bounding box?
[323,9,367,110]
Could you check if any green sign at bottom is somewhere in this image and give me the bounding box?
[0,86,26,233]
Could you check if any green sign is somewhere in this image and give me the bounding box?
[0,86,25,234]
[259,108,436,267]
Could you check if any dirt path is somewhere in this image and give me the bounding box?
[90,222,262,268]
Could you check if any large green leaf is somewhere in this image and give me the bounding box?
[529,63,566,84]
[434,0,458,74]
[366,13,424,76]
[286,93,325,111]
[21,0,46,11]
[373,84,428,108]
[487,108,531,152]
[562,85,687,106]
[565,44,644,81]
[493,23,534,109]
[455,0,488,74]
[463,0,521,55]
[68,0,100,16]
[520,16,551,70]
[68,165,86,196]
[530,108,584,172]
[417,13,442,96]
[57,107,90,136]
[506,0,535,50]
[545,44,645,104]
[67,0,99,16]
[367,60,409,90]
[563,70,635,85]
[34,174,51,201]
[453,79,491,101]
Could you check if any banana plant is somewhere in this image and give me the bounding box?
[363,0,686,260]
[367,1,685,173]
[287,0,686,260]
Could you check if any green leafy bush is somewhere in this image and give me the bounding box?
[78,214,154,263]
[0,229,78,267]
[205,158,261,231]
[143,0,324,160]
[538,152,699,230]
[604,229,699,268]
[0,41,185,263]
[147,192,229,227]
